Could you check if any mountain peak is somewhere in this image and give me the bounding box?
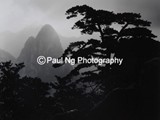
[42,24,54,29]
[36,24,59,42]
[17,24,72,82]
[39,24,56,34]
[35,24,63,57]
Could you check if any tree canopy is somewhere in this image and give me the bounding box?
[0,61,55,120]
[53,5,160,114]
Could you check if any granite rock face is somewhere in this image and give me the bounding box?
[17,24,72,82]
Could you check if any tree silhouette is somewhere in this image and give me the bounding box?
[54,4,157,94]
[0,61,54,120]
[0,61,24,120]
[53,4,160,120]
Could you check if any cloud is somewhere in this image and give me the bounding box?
[115,0,160,28]
[29,0,59,11]
[0,0,159,37]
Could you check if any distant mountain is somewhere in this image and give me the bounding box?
[17,24,72,82]
[0,48,15,62]
[0,25,41,58]
[0,24,100,58]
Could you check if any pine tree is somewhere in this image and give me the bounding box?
[52,5,159,116]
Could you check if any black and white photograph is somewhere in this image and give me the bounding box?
[0,0,160,120]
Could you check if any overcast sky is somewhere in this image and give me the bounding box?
[0,0,159,38]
